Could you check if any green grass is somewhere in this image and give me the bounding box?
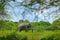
[0,30,60,40]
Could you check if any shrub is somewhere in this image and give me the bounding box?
[0,31,27,40]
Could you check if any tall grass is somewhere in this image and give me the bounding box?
[0,30,60,40]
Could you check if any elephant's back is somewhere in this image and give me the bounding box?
[18,23,25,27]
[18,23,30,28]
[18,23,26,30]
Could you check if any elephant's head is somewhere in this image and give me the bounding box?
[26,23,33,32]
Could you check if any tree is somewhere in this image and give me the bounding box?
[16,0,60,22]
[0,0,15,20]
[0,0,60,22]
[46,18,60,30]
[52,18,60,26]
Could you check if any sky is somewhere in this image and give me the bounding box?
[5,0,60,23]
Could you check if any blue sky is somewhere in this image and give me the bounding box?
[5,0,60,23]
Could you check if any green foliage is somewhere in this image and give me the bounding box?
[46,18,60,31]
[0,3,4,9]
[41,32,60,40]
[0,18,60,32]
[39,21,51,26]
[31,21,51,32]
[31,21,51,27]
[52,18,60,26]
[29,0,59,7]
[53,18,60,29]
[19,20,29,23]
[30,0,45,4]
[0,31,60,40]
[13,0,15,1]
[0,30,27,40]
[0,20,18,30]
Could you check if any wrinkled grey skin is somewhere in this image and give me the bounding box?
[18,23,33,32]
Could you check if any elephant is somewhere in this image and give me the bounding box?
[18,23,33,32]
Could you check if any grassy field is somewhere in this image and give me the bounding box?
[0,19,60,40]
[0,30,60,40]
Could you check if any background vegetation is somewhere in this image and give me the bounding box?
[0,18,60,40]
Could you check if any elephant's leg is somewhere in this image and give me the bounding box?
[18,26,22,32]
[19,29,21,32]
[25,26,28,32]
[32,29,33,32]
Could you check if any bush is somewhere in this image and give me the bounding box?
[0,31,27,40]
[41,33,60,40]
